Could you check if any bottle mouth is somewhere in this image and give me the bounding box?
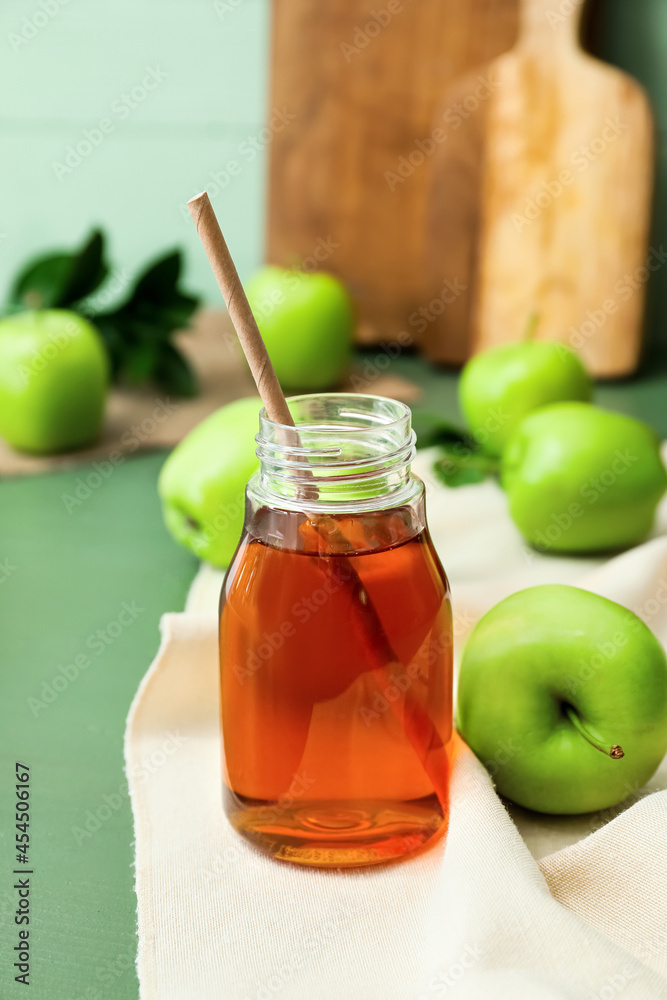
[254,393,417,506]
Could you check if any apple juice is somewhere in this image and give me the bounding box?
[220,503,453,867]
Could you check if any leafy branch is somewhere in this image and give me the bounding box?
[411,410,501,488]
[9,230,108,312]
[6,229,201,397]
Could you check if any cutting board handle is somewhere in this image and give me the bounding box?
[518,0,584,52]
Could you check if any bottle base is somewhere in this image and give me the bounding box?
[225,790,447,868]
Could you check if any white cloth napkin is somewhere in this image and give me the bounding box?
[125,449,667,999]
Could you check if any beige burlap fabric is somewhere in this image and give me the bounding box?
[0,312,420,476]
[126,449,667,999]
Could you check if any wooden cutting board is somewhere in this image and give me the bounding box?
[428,0,654,376]
[267,0,518,345]
[423,67,496,365]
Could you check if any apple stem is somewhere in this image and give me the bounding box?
[523,311,540,342]
[565,706,625,759]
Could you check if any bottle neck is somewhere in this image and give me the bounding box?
[249,393,419,512]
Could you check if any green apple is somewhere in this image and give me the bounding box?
[459,336,592,456]
[457,584,667,814]
[158,396,262,567]
[245,266,354,391]
[502,402,667,553]
[0,309,108,454]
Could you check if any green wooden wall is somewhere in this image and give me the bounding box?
[0,0,270,305]
[591,0,667,352]
[1,0,666,350]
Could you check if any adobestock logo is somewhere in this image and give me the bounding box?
[0,557,18,583]
[250,236,340,321]
[233,566,356,683]
[462,406,510,450]
[254,771,315,826]
[347,332,414,391]
[27,600,144,716]
[563,625,643,698]
[586,966,639,1000]
[359,612,469,728]
[512,118,628,232]
[340,0,405,63]
[359,662,426,727]
[408,278,468,334]
[634,578,667,626]
[233,621,297,684]
[385,73,499,192]
[546,0,586,28]
[193,496,245,547]
[347,276,468,394]
[8,0,72,53]
[17,316,80,386]
[532,449,638,551]
[587,779,646,834]
[70,947,137,999]
[180,107,296,216]
[483,737,524,777]
[419,944,484,998]
[79,267,132,314]
[70,730,189,846]
[250,903,359,1000]
[204,840,263,883]
[635,926,667,967]
[213,0,244,21]
[51,66,168,181]
[60,398,179,513]
[567,246,667,352]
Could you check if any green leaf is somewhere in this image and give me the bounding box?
[59,229,108,305]
[122,342,161,385]
[128,300,199,339]
[6,230,202,397]
[87,243,201,395]
[152,343,198,398]
[91,316,125,378]
[131,251,182,304]
[411,410,474,450]
[10,254,74,309]
[431,440,501,489]
[432,458,489,488]
[9,229,108,310]
[128,253,199,333]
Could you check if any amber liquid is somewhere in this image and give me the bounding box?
[219,506,453,867]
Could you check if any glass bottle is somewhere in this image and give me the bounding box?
[219,393,453,867]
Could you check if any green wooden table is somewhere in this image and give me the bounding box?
[1,351,666,999]
[0,453,197,999]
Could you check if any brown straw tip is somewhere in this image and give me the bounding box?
[186,192,210,227]
[185,189,294,429]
